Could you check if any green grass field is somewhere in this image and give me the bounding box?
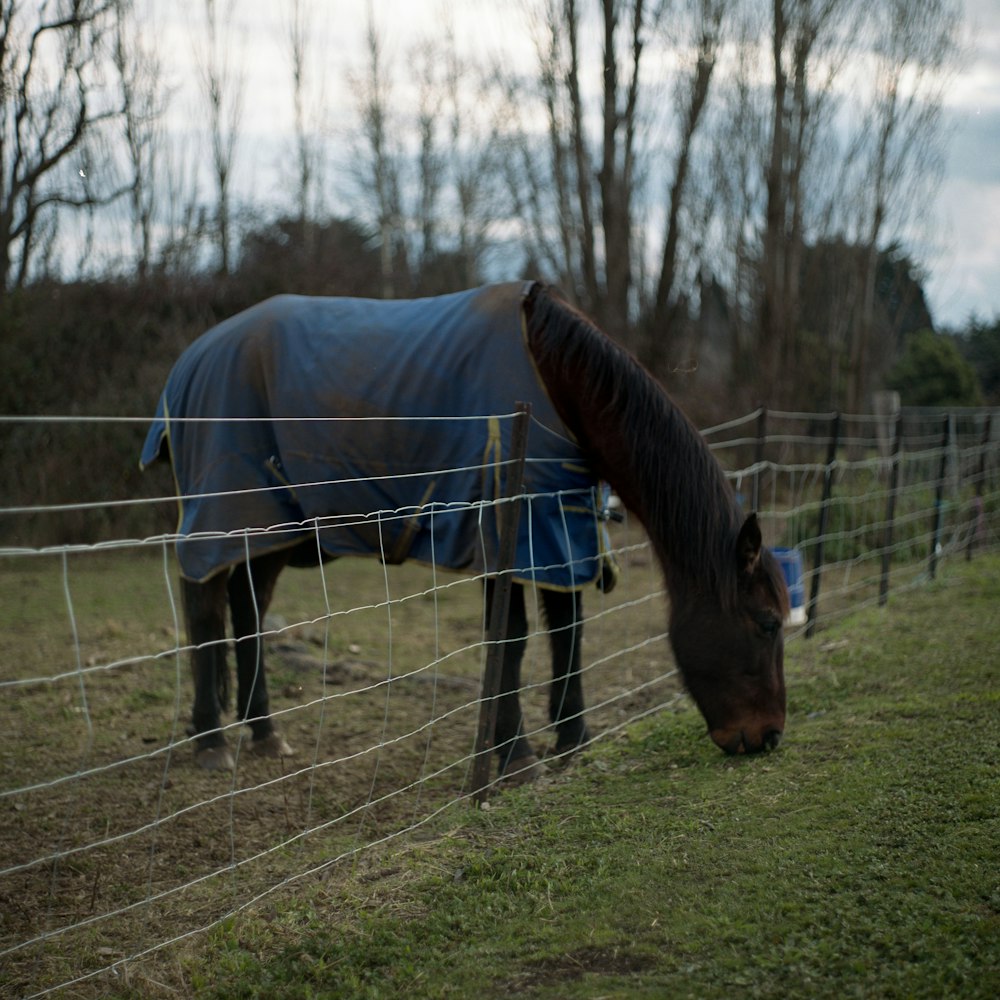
[109,553,1000,1000]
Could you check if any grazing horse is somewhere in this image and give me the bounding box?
[142,281,788,774]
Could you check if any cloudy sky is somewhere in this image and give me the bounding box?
[924,0,1000,326]
[164,0,998,329]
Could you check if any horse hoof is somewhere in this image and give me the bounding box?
[251,732,294,758]
[196,745,235,771]
[499,753,546,786]
[553,732,592,762]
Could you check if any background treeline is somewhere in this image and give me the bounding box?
[1,0,998,545]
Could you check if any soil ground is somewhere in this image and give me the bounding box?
[0,522,675,996]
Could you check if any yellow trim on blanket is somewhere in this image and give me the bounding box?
[509,494,608,592]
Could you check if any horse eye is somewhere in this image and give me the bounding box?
[757,616,781,638]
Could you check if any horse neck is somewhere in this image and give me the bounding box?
[525,299,739,604]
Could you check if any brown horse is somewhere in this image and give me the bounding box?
[142,282,788,774]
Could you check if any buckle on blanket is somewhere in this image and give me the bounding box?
[599,501,624,524]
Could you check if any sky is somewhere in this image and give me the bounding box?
[160,0,999,330]
[923,0,1000,326]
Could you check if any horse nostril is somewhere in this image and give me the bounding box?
[763,729,783,751]
[712,731,744,755]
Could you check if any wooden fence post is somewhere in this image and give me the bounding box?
[879,411,904,607]
[472,403,531,805]
[806,412,840,638]
[929,413,951,580]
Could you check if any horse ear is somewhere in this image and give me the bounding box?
[736,512,762,577]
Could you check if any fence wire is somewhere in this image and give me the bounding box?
[1,405,998,998]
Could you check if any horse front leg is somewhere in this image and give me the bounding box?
[182,572,235,770]
[484,579,540,782]
[541,588,591,756]
[227,550,294,759]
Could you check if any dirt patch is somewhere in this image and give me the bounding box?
[508,945,658,992]
[0,529,678,997]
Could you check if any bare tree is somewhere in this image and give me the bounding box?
[112,0,165,280]
[412,39,444,271]
[440,29,504,288]
[703,12,767,386]
[756,0,858,399]
[193,0,244,276]
[644,0,727,372]
[285,0,326,227]
[409,31,494,288]
[839,0,959,412]
[351,5,407,297]
[511,2,578,291]
[504,0,731,369]
[512,0,667,341]
[347,8,507,295]
[597,0,652,340]
[158,132,207,277]
[0,0,127,299]
[707,0,956,409]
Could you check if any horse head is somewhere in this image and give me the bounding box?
[668,514,789,754]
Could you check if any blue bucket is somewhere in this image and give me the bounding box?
[773,547,807,625]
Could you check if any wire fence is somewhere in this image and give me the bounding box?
[1,405,998,998]
[704,405,1000,632]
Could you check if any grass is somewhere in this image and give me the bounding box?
[0,527,677,998]
[108,553,1000,1000]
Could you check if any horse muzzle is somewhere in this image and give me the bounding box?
[710,726,783,755]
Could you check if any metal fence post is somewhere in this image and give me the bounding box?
[806,412,840,638]
[879,411,904,607]
[472,403,531,805]
[929,413,951,580]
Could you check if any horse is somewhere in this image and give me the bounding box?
[141,281,789,775]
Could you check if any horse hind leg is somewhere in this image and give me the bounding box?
[541,588,591,757]
[182,572,236,771]
[485,579,543,784]
[227,550,294,759]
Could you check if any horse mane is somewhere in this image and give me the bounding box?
[523,282,759,609]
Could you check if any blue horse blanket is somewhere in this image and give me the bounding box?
[141,282,611,589]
